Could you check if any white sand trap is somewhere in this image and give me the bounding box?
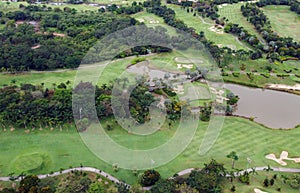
[267,84,300,91]
[265,151,300,166]
[177,64,193,69]
[265,154,287,166]
[182,64,193,69]
[208,26,223,34]
[254,188,268,193]
[136,18,145,22]
[149,20,159,24]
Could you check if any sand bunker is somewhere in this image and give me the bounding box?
[254,188,268,193]
[149,20,159,24]
[265,151,300,166]
[177,64,193,69]
[267,84,300,91]
[136,18,145,22]
[209,26,223,34]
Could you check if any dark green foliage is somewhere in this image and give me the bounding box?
[200,103,212,121]
[150,179,176,193]
[18,175,40,193]
[140,170,161,186]
[263,178,269,187]
[0,188,16,193]
[239,171,250,184]
[187,159,226,192]
[230,185,236,192]
[0,7,136,72]
[115,183,130,193]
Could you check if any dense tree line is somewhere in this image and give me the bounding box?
[0,79,186,129]
[241,3,300,59]
[107,1,144,14]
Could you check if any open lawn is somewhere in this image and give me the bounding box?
[218,2,263,39]
[0,117,300,185]
[166,4,250,50]
[132,11,178,36]
[262,5,300,42]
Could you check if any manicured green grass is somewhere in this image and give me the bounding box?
[218,2,263,38]
[165,4,250,50]
[0,58,132,88]
[223,73,297,87]
[1,117,300,186]
[132,11,178,36]
[262,5,300,42]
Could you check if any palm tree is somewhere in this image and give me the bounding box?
[227,151,239,169]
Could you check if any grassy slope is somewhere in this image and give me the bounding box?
[166,4,249,50]
[1,117,300,185]
[132,11,178,36]
[218,2,262,38]
[262,5,300,42]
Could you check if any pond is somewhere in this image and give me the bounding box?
[127,62,300,129]
[225,83,300,129]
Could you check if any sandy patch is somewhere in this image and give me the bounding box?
[39,128,43,131]
[177,64,193,69]
[136,18,145,23]
[267,84,300,91]
[31,45,40,50]
[174,85,184,95]
[265,151,300,166]
[149,20,159,24]
[3,129,6,132]
[10,127,15,132]
[53,33,66,37]
[209,26,223,34]
[183,64,193,69]
[25,129,30,134]
[254,188,268,193]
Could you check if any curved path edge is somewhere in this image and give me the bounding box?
[0,166,299,190]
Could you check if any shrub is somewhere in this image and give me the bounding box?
[260,72,270,78]
[232,72,240,77]
[230,185,236,192]
[239,172,250,184]
[263,178,269,187]
[139,170,161,186]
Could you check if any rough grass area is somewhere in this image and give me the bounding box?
[262,5,300,42]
